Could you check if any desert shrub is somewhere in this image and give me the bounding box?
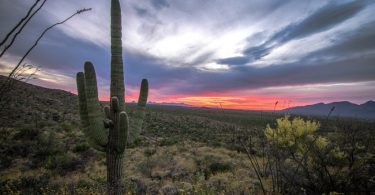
[52,112,60,122]
[263,116,333,193]
[60,121,73,132]
[330,121,375,192]
[13,126,39,140]
[3,138,34,159]
[29,130,63,168]
[144,148,157,158]
[0,156,12,171]
[0,175,49,194]
[74,178,106,193]
[127,178,154,195]
[207,174,229,192]
[38,120,57,128]
[73,143,90,153]
[87,173,107,186]
[159,138,178,146]
[209,161,236,175]
[261,116,375,194]
[138,148,158,177]
[138,158,156,177]
[127,137,142,148]
[0,127,47,169]
[159,184,178,195]
[45,152,82,175]
[193,154,235,179]
[138,151,198,181]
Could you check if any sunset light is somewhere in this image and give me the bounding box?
[1,0,374,110]
[1,0,375,193]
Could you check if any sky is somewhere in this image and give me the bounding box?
[0,0,374,110]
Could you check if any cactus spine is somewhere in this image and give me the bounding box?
[76,0,148,194]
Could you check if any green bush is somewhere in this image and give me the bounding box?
[0,175,49,194]
[144,148,156,158]
[73,143,90,153]
[60,121,73,132]
[209,162,236,174]
[13,126,39,140]
[45,152,82,175]
[159,138,178,146]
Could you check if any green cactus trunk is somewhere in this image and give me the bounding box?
[107,153,124,194]
[110,0,125,111]
[75,0,149,194]
[107,1,125,194]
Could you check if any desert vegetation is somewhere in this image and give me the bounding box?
[1,87,374,194]
[1,0,375,195]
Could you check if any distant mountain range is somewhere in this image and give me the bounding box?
[129,101,192,107]
[282,101,375,119]
[148,102,193,107]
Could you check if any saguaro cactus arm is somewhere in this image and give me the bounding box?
[107,97,128,153]
[76,62,108,151]
[128,79,148,143]
[137,79,148,110]
[118,111,129,152]
[76,72,89,128]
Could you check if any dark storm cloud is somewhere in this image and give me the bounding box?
[173,55,375,95]
[266,0,366,44]
[305,20,375,61]
[124,49,195,88]
[117,47,375,96]
[219,0,368,66]
[1,0,374,100]
[216,56,249,66]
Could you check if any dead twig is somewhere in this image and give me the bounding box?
[0,7,92,99]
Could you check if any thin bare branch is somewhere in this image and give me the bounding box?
[0,0,48,58]
[0,7,92,99]
[0,0,41,47]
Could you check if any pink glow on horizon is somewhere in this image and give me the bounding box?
[163,94,308,110]
[97,91,309,110]
[31,76,354,111]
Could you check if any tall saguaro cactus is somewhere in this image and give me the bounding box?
[76,0,148,194]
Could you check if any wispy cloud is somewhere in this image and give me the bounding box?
[219,0,370,66]
[0,0,374,109]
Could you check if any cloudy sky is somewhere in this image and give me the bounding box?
[0,0,374,110]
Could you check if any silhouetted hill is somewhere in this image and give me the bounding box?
[283,101,375,119]
[0,76,195,128]
[0,75,79,127]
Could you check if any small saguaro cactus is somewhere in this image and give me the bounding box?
[76,0,148,194]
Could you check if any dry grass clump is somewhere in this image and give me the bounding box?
[119,141,259,194]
